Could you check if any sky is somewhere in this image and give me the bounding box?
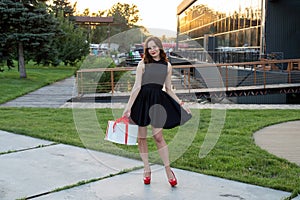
[68,0,183,37]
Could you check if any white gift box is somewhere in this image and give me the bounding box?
[105,117,138,145]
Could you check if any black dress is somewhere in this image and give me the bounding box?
[130,59,192,129]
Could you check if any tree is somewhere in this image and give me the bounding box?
[50,0,89,65]
[52,0,74,18]
[108,3,140,28]
[89,3,141,44]
[0,0,58,78]
[54,13,89,65]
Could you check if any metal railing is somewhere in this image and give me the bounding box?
[76,59,300,97]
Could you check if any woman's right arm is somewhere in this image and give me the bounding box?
[123,61,144,116]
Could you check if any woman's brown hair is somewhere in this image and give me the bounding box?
[143,36,168,64]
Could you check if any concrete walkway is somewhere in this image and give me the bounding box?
[0,77,299,200]
[0,77,76,108]
[0,130,294,200]
[254,120,300,166]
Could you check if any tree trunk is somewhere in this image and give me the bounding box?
[18,42,27,78]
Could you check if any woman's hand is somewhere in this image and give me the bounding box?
[123,109,131,118]
[183,105,191,114]
[180,102,191,114]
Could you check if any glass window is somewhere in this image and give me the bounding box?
[177,0,263,60]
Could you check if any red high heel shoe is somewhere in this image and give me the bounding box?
[168,170,177,187]
[144,176,151,185]
[143,171,151,185]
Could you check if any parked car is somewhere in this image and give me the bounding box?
[125,50,142,66]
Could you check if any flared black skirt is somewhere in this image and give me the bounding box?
[130,84,192,129]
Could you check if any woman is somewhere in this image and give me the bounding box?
[123,36,191,187]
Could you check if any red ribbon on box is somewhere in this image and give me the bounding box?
[113,116,129,145]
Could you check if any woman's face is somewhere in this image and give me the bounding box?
[147,40,160,60]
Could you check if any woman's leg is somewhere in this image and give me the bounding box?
[152,127,175,181]
[138,126,151,177]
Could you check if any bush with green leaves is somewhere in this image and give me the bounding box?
[79,56,127,93]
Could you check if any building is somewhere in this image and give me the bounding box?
[176,0,300,63]
[176,0,300,104]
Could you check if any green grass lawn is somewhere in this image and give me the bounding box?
[0,66,76,104]
[0,107,299,195]
[0,66,299,198]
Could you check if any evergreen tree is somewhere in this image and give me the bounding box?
[52,0,74,18]
[0,0,58,78]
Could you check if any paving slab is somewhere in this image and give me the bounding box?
[0,130,53,153]
[0,143,143,200]
[254,120,300,166]
[35,165,291,200]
